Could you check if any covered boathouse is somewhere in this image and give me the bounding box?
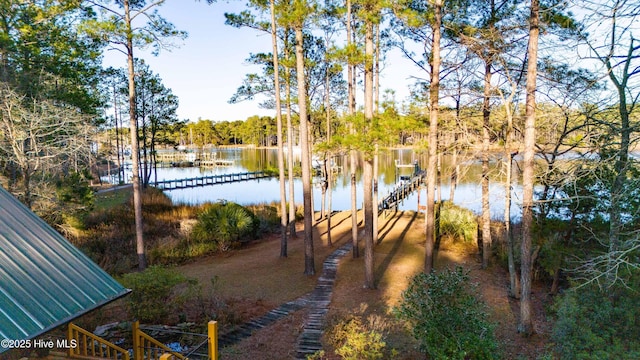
[0,186,130,354]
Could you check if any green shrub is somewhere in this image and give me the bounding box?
[190,201,258,251]
[36,171,94,228]
[552,277,640,359]
[327,311,396,360]
[395,267,499,360]
[332,318,386,360]
[119,266,198,323]
[56,171,94,209]
[439,201,477,243]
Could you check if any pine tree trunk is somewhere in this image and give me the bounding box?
[295,26,315,275]
[424,0,442,274]
[450,98,460,202]
[505,151,520,297]
[363,20,375,289]
[504,100,520,298]
[284,34,297,239]
[518,0,539,335]
[270,0,288,258]
[350,153,359,257]
[327,167,333,245]
[449,137,458,202]
[113,85,123,184]
[125,0,146,271]
[482,61,492,269]
[372,27,380,248]
[325,53,333,247]
[321,165,327,219]
[373,145,378,246]
[347,0,359,258]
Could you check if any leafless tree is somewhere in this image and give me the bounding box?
[0,83,93,210]
[571,0,640,288]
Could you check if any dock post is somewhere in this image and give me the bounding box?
[208,320,218,359]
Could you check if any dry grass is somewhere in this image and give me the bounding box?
[178,211,354,307]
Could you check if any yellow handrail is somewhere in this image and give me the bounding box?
[68,323,130,360]
[207,321,217,360]
[132,321,187,360]
[67,320,217,360]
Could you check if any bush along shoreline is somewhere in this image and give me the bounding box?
[73,187,286,274]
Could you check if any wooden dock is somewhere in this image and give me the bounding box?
[378,170,426,211]
[154,151,235,167]
[152,171,271,190]
[196,159,234,167]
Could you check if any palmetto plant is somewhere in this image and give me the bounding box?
[439,201,477,244]
[191,202,258,251]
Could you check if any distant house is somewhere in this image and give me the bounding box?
[0,186,130,353]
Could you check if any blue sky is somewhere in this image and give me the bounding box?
[103,0,273,122]
[101,0,418,123]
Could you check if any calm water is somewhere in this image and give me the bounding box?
[110,148,524,220]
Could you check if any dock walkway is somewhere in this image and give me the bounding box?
[152,171,271,190]
[378,170,426,211]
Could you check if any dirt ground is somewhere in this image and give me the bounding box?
[179,210,553,359]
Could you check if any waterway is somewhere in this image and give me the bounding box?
[107,147,524,220]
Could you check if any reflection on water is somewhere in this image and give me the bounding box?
[111,148,524,220]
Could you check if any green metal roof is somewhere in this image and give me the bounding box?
[0,186,130,350]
